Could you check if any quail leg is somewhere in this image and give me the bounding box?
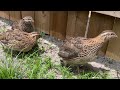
[78,65,84,73]
[77,65,80,73]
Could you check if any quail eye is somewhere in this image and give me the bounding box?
[111,33,114,35]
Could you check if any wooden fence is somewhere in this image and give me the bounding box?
[0,11,120,61]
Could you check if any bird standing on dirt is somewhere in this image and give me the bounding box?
[58,30,118,72]
[12,16,35,33]
[0,29,39,52]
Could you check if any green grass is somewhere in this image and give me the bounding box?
[0,45,110,79]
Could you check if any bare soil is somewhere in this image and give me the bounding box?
[0,17,120,79]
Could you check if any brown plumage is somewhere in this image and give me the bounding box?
[12,16,35,33]
[0,29,39,52]
[58,30,118,69]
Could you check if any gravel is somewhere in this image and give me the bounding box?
[0,17,120,79]
[37,35,63,65]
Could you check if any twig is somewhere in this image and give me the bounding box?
[84,11,92,38]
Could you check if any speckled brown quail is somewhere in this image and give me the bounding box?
[12,16,35,33]
[0,29,39,52]
[58,30,118,72]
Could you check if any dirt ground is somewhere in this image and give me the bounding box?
[38,35,120,79]
[0,17,120,79]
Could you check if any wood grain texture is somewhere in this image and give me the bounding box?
[0,11,119,60]
[75,11,89,37]
[66,11,88,38]
[9,11,21,21]
[21,11,34,19]
[88,12,115,56]
[66,11,77,38]
[35,11,50,34]
[93,11,120,18]
[50,11,67,40]
[0,11,9,19]
[106,18,120,60]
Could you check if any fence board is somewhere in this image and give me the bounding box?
[35,11,50,34]
[66,11,77,38]
[75,11,89,37]
[0,11,9,19]
[93,11,120,18]
[50,11,67,40]
[0,11,120,60]
[66,11,88,38]
[21,11,34,19]
[9,11,21,21]
[106,18,120,60]
[88,12,114,56]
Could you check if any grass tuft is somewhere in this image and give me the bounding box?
[0,45,110,79]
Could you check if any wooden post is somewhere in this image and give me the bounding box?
[9,11,21,21]
[35,11,50,34]
[66,11,89,38]
[21,11,34,19]
[0,11,9,19]
[84,11,91,38]
[50,11,67,40]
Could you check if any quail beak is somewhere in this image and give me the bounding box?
[31,19,34,22]
[115,34,118,38]
[31,32,40,38]
[32,33,39,37]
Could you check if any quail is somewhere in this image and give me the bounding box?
[0,29,40,52]
[58,30,118,72]
[12,16,35,33]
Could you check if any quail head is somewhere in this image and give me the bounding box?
[12,16,35,33]
[0,29,40,52]
[58,30,118,72]
[97,30,118,41]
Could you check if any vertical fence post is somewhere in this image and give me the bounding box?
[84,11,91,38]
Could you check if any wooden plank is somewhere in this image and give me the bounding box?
[66,11,89,38]
[9,11,21,21]
[0,11,9,19]
[21,11,34,19]
[66,11,77,38]
[34,11,50,34]
[50,11,67,40]
[88,12,115,56]
[93,11,120,18]
[106,18,120,60]
[74,11,89,37]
